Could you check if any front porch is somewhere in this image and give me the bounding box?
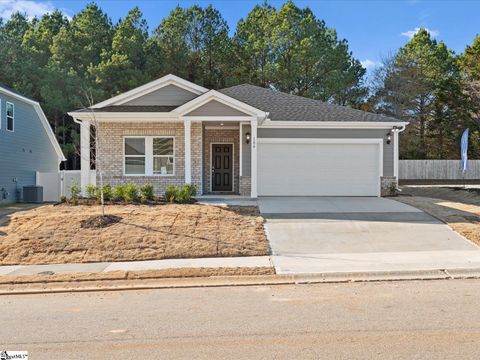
[73,87,265,199]
[75,117,259,198]
[201,122,252,196]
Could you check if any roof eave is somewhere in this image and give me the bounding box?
[259,120,408,129]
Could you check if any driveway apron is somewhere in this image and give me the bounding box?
[259,197,480,274]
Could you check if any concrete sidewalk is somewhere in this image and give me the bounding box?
[0,256,272,276]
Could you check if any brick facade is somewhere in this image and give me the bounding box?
[239,176,251,196]
[381,176,398,196]
[95,121,251,197]
[202,127,240,194]
[96,121,202,197]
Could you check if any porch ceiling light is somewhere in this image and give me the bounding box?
[245,132,251,144]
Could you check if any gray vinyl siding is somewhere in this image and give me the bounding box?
[124,84,199,106]
[186,100,250,117]
[241,124,252,176]
[0,92,59,202]
[257,128,394,176]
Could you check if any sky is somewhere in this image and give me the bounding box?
[1,0,479,77]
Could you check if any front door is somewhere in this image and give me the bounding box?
[211,144,233,192]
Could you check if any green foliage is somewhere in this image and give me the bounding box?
[90,7,151,95]
[233,1,367,105]
[164,185,178,203]
[98,184,112,202]
[2,3,479,162]
[69,180,81,200]
[86,184,97,199]
[164,184,197,203]
[123,183,139,202]
[140,184,155,201]
[183,184,197,198]
[372,29,474,159]
[113,184,126,201]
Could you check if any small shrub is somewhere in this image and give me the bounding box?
[176,184,197,203]
[165,184,197,203]
[388,182,398,196]
[183,184,197,198]
[123,183,139,203]
[60,195,67,203]
[97,184,112,203]
[113,185,125,202]
[86,184,97,199]
[165,185,178,203]
[140,184,155,201]
[69,180,81,200]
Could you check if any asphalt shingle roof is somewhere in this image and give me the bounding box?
[76,105,178,112]
[0,83,38,103]
[219,84,400,122]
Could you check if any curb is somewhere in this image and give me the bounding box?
[1,268,480,295]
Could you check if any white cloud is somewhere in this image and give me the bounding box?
[401,27,439,39]
[0,0,70,20]
[360,59,381,71]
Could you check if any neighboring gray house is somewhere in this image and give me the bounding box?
[0,85,65,202]
[69,74,407,198]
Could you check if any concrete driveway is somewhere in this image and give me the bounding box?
[259,197,480,274]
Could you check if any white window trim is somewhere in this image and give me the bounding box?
[123,136,175,177]
[6,101,14,132]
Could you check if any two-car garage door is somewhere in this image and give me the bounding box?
[257,139,382,197]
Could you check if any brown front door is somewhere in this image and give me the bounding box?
[211,144,233,192]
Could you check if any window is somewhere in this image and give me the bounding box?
[6,102,14,132]
[125,138,146,175]
[124,137,174,176]
[153,138,174,175]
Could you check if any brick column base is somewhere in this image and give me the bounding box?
[381,176,398,196]
[239,176,251,196]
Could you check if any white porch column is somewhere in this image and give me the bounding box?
[184,118,192,184]
[251,119,258,198]
[80,120,91,195]
[394,129,399,178]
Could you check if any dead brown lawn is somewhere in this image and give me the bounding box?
[0,203,268,265]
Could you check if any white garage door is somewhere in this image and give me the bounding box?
[257,139,382,196]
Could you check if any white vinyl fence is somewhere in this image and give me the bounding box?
[36,170,96,202]
[399,160,480,181]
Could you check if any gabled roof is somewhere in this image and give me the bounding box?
[174,90,266,119]
[75,105,178,113]
[91,74,208,109]
[0,85,66,162]
[219,84,400,123]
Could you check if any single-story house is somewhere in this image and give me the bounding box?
[0,84,65,203]
[68,74,407,198]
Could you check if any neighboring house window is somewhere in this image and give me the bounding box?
[6,102,14,132]
[124,136,174,176]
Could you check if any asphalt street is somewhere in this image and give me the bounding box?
[1,279,480,359]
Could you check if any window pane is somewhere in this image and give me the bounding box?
[153,138,174,156]
[153,157,174,175]
[125,157,145,174]
[6,103,13,117]
[7,117,13,131]
[125,138,145,155]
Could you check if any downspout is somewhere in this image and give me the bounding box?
[394,123,408,187]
